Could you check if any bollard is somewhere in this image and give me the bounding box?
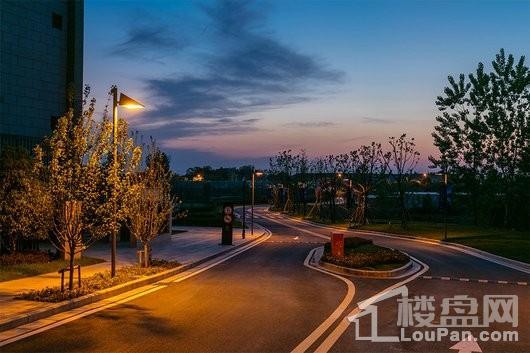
[331,232,344,258]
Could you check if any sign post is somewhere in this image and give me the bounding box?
[331,232,344,258]
[222,204,234,245]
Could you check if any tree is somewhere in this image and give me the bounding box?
[388,134,420,229]
[349,143,390,226]
[293,150,309,215]
[431,49,530,227]
[126,143,173,267]
[484,50,530,226]
[269,150,295,212]
[0,146,52,253]
[33,88,131,290]
[323,154,341,222]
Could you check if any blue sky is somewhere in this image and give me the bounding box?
[84,0,530,172]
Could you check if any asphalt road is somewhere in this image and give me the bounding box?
[3,208,529,353]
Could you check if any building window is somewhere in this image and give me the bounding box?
[50,116,60,131]
[52,13,62,30]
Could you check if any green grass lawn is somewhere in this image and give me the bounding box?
[277,211,530,264]
[359,222,530,264]
[0,256,105,282]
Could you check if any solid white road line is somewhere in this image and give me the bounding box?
[270,211,530,275]
[313,255,430,353]
[0,227,272,348]
[261,211,430,353]
[290,247,356,353]
[259,214,330,241]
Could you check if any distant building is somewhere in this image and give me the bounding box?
[0,0,83,153]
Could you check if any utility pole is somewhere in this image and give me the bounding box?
[111,86,118,278]
[242,177,246,239]
[251,170,255,235]
[444,172,448,241]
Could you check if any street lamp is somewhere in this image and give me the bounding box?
[251,169,264,235]
[242,176,247,239]
[110,86,144,277]
[443,172,448,241]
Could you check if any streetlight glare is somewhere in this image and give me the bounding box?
[118,93,145,110]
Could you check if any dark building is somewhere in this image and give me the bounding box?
[0,0,83,153]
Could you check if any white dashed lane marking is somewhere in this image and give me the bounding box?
[422,276,528,286]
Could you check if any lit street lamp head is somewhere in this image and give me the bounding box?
[119,93,145,110]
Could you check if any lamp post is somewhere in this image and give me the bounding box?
[251,169,263,235]
[110,86,144,277]
[443,172,448,241]
[242,177,246,239]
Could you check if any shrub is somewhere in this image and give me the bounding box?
[323,236,372,253]
[0,251,52,266]
[17,259,180,302]
[322,242,408,269]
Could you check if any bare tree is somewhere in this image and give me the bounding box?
[388,134,420,229]
[350,143,390,226]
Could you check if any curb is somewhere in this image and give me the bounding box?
[348,228,530,273]
[318,258,413,278]
[276,213,530,274]
[307,246,413,278]
[0,229,267,333]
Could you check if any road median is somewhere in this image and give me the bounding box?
[274,212,530,275]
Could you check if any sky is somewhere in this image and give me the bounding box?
[84,0,530,173]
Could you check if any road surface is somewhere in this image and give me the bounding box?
[3,208,529,352]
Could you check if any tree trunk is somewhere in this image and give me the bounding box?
[363,191,369,225]
[503,183,511,228]
[399,186,407,230]
[471,184,479,225]
[143,242,150,267]
[130,232,137,248]
[68,242,75,291]
[331,191,336,223]
[9,236,17,254]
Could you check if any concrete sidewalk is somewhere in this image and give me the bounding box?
[0,227,254,327]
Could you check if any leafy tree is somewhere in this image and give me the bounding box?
[33,89,140,290]
[126,142,173,267]
[431,49,530,227]
[0,147,52,253]
[388,134,420,229]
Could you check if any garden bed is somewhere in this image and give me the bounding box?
[16,259,180,302]
[321,237,409,270]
